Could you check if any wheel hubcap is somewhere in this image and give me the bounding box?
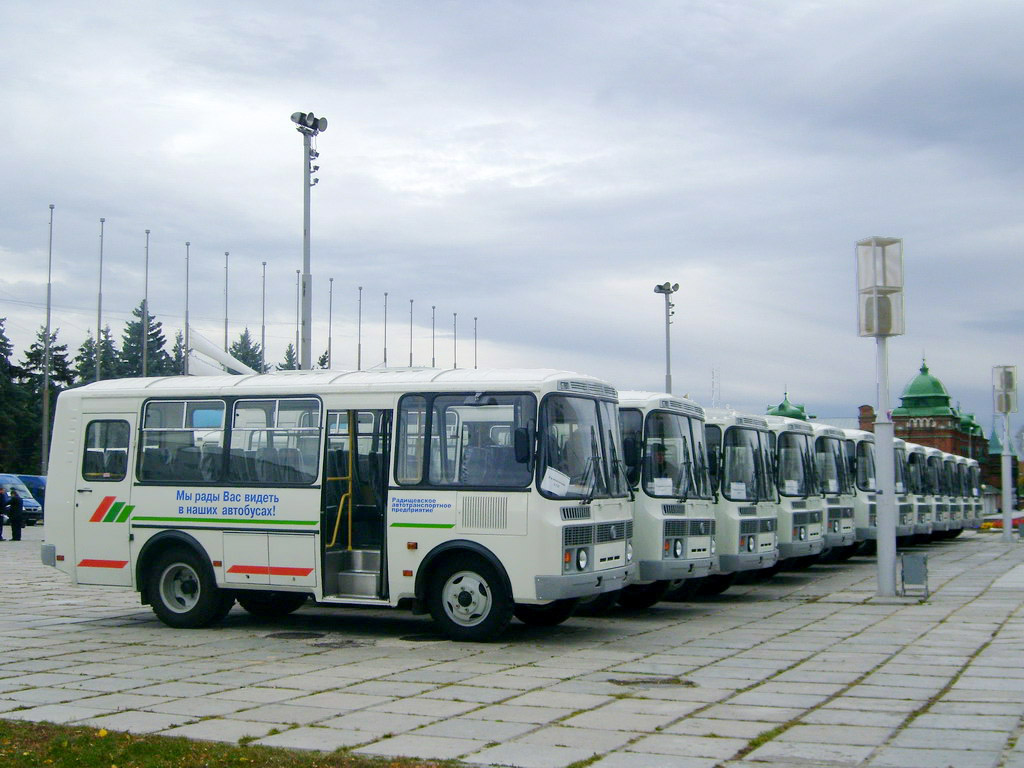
[159,563,201,614]
[442,570,491,627]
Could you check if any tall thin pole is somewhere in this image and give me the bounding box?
[663,291,672,393]
[875,335,897,596]
[383,292,389,367]
[301,130,313,370]
[328,277,334,369]
[453,312,458,369]
[96,217,105,382]
[41,204,54,474]
[223,251,229,352]
[357,286,363,370]
[474,316,478,369]
[294,269,300,366]
[184,242,190,376]
[142,229,150,378]
[431,305,436,367]
[260,261,266,374]
[1002,410,1013,542]
[409,299,414,367]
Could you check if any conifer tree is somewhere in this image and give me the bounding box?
[171,330,186,375]
[279,343,298,370]
[230,328,266,373]
[0,318,28,469]
[316,349,330,369]
[120,301,174,377]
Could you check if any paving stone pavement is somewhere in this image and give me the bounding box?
[3,525,1024,767]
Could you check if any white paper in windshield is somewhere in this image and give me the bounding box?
[868,476,876,489]
[785,479,799,495]
[540,467,570,496]
[730,481,746,498]
[896,482,905,493]
[653,478,673,496]
[828,479,838,493]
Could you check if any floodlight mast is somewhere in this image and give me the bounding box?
[653,281,679,393]
[290,111,327,369]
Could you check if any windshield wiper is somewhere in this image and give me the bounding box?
[607,431,634,502]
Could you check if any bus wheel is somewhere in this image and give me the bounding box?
[514,599,577,626]
[148,547,234,629]
[429,555,513,642]
[664,578,703,601]
[698,573,735,596]
[617,581,671,610]
[237,591,309,618]
[574,591,619,616]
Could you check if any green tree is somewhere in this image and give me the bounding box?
[19,326,74,391]
[73,326,119,384]
[171,331,186,375]
[16,326,74,472]
[316,349,330,369]
[0,318,29,470]
[120,301,175,377]
[230,328,266,373]
[279,343,297,370]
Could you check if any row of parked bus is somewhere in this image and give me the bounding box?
[42,368,982,641]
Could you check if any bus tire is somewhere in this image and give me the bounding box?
[664,578,703,601]
[428,554,513,641]
[147,546,234,629]
[514,599,577,627]
[617,581,671,610]
[236,591,309,618]
[575,590,619,615]
[698,573,735,596]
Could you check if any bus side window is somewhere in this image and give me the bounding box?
[83,420,131,482]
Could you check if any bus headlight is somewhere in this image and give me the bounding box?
[799,526,807,541]
[710,538,716,555]
[747,536,755,552]
[577,548,588,571]
[626,542,633,562]
[673,539,684,558]
[832,520,840,533]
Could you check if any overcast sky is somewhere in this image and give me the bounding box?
[1,1,1020,445]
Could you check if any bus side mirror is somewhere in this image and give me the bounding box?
[622,436,640,469]
[513,427,531,464]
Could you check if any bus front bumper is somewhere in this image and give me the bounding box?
[638,557,715,582]
[914,523,933,535]
[534,563,635,601]
[778,539,824,559]
[718,550,778,573]
[824,532,856,548]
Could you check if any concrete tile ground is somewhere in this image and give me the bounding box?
[3,526,1024,767]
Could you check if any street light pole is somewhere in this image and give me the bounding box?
[993,365,1018,541]
[431,305,436,367]
[453,312,458,369]
[653,282,679,393]
[383,292,389,367]
[357,286,362,370]
[290,111,327,370]
[184,242,190,376]
[409,299,414,367]
[474,316,478,369]
[96,217,105,382]
[41,203,54,475]
[224,251,229,352]
[260,261,266,374]
[328,277,334,369]
[857,236,905,598]
[294,270,300,365]
[142,229,150,377]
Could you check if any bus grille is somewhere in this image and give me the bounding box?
[665,519,715,537]
[740,519,758,534]
[738,506,757,516]
[560,506,591,521]
[596,521,631,543]
[759,518,777,533]
[461,497,508,530]
[563,525,594,546]
[663,504,687,515]
[793,511,821,526]
[791,500,807,509]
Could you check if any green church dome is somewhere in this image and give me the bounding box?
[767,393,809,421]
[892,361,956,417]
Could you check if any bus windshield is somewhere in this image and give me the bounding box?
[925,456,943,495]
[715,426,773,502]
[906,452,924,495]
[776,432,814,497]
[539,395,628,500]
[856,441,876,492]
[642,410,711,500]
[815,436,853,495]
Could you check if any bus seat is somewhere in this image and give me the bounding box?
[104,449,128,478]
[257,448,280,482]
[228,449,250,481]
[141,447,171,480]
[174,446,202,481]
[460,447,490,485]
[278,447,305,482]
[84,449,106,479]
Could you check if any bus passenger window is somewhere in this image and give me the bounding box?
[83,420,131,482]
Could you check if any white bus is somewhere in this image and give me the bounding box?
[904,441,934,538]
[810,423,854,558]
[923,446,951,537]
[843,428,875,545]
[702,409,779,590]
[942,452,965,537]
[42,369,635,641]
[616,391,716,608]
[967,458,983,527]
[765,416,826,562]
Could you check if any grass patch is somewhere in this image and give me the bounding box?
[0,720,449,768]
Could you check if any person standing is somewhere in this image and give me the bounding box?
[7,489,22,542]
[0,487,7,541]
